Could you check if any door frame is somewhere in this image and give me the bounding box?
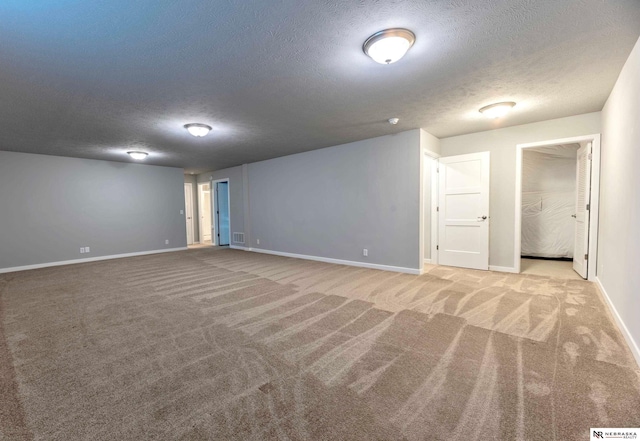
[197,182,212,245]
[184,183,195,245]
[211,178,231,247]
[420,149,440,269]
[514,134,601,280]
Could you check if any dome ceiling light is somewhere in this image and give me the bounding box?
[184,123,212,137]
[127,151,148,160]
[363,28,416,64]
[479,102,516,119]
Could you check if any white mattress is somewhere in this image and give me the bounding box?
[521,191,575,258]
[521,147,577,258]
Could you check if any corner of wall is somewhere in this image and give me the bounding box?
[595,278,640,368]
[420,128,441,156]
[596,35,640,368]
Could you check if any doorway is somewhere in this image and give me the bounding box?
[520,144,581,279]
[184,183,195,245]
[198,182,212,246]
[515,135,601,280]
[212,179,230,246]
[422,151,439,266]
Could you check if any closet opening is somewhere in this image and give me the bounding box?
[515,135,601,280]
[521,144,580,278]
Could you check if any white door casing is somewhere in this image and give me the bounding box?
[573,142,592,278]
[184,183,194,245]
[438,152,490,270]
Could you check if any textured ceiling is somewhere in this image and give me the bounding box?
[1,0,639,173]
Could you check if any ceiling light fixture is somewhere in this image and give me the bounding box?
[479,101,516,119]
[184,123,212,137]
[363,28,415,64]
[127,151,148,160]
[388,117,399,125]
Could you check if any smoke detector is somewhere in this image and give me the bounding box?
[388,118,399,125]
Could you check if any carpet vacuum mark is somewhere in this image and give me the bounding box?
[1,248,639,440]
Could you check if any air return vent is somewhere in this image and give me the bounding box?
[233,232,245,244]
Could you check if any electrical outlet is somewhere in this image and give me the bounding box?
[165,239,169,245]
[363,249,368,257]
[256,239,260,245]
[80,247,85,254]
[85,247,90,253]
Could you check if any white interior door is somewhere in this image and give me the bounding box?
[438,152,490,270]
[184,183,194,245]
[198,183,212,242]
[573,142,592,278]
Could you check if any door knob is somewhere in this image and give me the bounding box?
[571,214,577,218]
[477,216,487,221]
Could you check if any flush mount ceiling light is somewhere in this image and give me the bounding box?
[388,117,399,125]
[479,101,516,119]
[184,123,212,137]
[127,151,148,160]
[363,28,415,64]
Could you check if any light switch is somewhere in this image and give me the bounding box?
[180,210,184,215]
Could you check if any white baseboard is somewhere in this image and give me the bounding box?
[0,247,187,274]
[594,277,640,368]
[423,259,432,264]
[231,246,421,275]
[229,245,249,251]
[489,265,519,273]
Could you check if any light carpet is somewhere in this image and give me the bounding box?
[1,248,639,440]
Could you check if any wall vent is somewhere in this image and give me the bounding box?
[233,232,245,244]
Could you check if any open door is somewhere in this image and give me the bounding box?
[184,183,194,245]
[198,183,212,243]
[572,142,592,278]
[215,181,230,246]
[438,152,490,270]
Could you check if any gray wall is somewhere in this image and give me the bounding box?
[247,130,421,269]
[184,174,199,243]
[0,151,186,270]
[420,129,441,156]
[598,37,640,357]
[440,112,601,268]
[196,131,423,269]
